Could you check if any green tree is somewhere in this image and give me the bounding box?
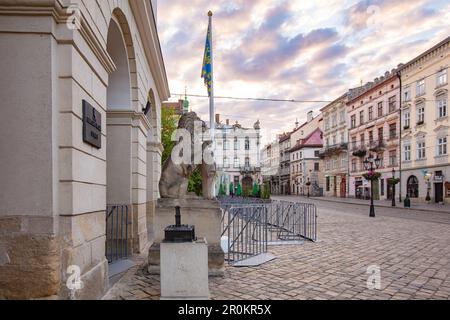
[161,106,178,165]
[161,107,202,196]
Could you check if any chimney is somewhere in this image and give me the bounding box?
[226,119,230,125]
[215,114,220,124]
[307,111,313,122]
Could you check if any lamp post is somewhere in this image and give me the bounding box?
[363,154,381,218]
[391,168,396,207]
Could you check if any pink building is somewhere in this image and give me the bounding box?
[347,70,401,200]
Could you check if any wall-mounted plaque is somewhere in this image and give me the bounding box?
[82,100,102,149]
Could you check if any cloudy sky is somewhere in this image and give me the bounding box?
[157,0,450,145]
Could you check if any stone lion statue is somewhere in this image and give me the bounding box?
[159,112,216,200]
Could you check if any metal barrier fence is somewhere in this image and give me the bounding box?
[106,205,131,263]
[219,197,317,265]
[221,205,268,265]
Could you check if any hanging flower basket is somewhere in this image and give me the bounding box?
[388,178,400,185]
[305,181,311,186]
[352,149,367,158]
[362,171,381,181]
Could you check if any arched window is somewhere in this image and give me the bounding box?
[407,175,419,198]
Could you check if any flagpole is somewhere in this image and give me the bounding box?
[208,11,216,197]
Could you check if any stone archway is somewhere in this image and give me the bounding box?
[105,9,148,263]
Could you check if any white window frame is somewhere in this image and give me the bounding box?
[437,69,448,87]
[437,96,447,119]
[404,86,411,102]
[404,144,411,161]
[437,137,447,156]
[404,111,410,128]
[416,79,425,96]
[417,141,426,160]
[417,104,425,124]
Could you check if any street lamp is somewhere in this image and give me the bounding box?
[363,154,381,218]
[391,168,396,207]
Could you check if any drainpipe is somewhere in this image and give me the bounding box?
[397,71,402,202]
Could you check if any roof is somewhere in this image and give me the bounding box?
[289,128,323,152]
[278,132,291,143]
[398,36,450,73]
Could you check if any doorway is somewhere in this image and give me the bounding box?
[435,183,444,203]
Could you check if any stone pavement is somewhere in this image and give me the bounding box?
[103,203,450,300]
[308,195,450,214]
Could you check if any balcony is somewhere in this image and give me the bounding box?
[240,165,261,174]
[368,140,386,152]
[351,145,367,158]
[318,142,348,158]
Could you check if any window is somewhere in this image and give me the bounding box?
[369,131,374,143]
[332,114,337,127]
[314,150,320,157]
[245,137,250,150]
[437,137,447,156]
[404,144,411,161]
[351,159,356,172]
[416,79,425,96]
[245,157,250,167]
[404,111,410,128]
[417,141,426,159]
[389,123,396,139]
[388,96,397,112]
[437,69,447,87]
[377,153,384,167]
[404,86,411,101]
[407,176,419,198]
[339,110,345,123]
[389,150,397,167]
[314,162,320,171]
[332,135,337,145]
[351,115,356,128]
[359,110,364,125]
[360,133,365,147]
[340,132,345,143]
[437,96,447,118]
[326,138,329,147]
[378,127,384,142]
[352,136,357,149]
[223,157,229,168]
[377,102,383,117]
[223,140,229,150]
[417,104,425,124]
[368,106,373,121]
[234,157,240,168]
[234,137,239,150]
[325,118,330,130]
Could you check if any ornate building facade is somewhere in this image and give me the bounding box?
[399,37,450,204]
[319,94,349,198]
[0,0,169,299]
[347,71,401,200]
[261,140,280,195]
[215,117,261,195]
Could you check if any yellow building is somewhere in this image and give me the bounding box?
[399,37,450,204]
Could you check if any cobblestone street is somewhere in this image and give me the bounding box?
[104,198,450,300]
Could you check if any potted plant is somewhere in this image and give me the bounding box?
[352,149,367,158]
[362,170,382,181]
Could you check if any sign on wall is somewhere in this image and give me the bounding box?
[82,100,102,149]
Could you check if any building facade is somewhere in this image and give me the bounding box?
[320,94,349,198]
[0,0,169,299]
[278,132,292,195]
[215,117,261,196]
[290,128,324,196]
[399,37,450,204]
[261,140,280,195]
[347,71,401,200]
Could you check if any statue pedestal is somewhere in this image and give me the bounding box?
[148,198,225,276]
[160,238,209,300]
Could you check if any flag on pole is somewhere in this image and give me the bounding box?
[201,14,213,96]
